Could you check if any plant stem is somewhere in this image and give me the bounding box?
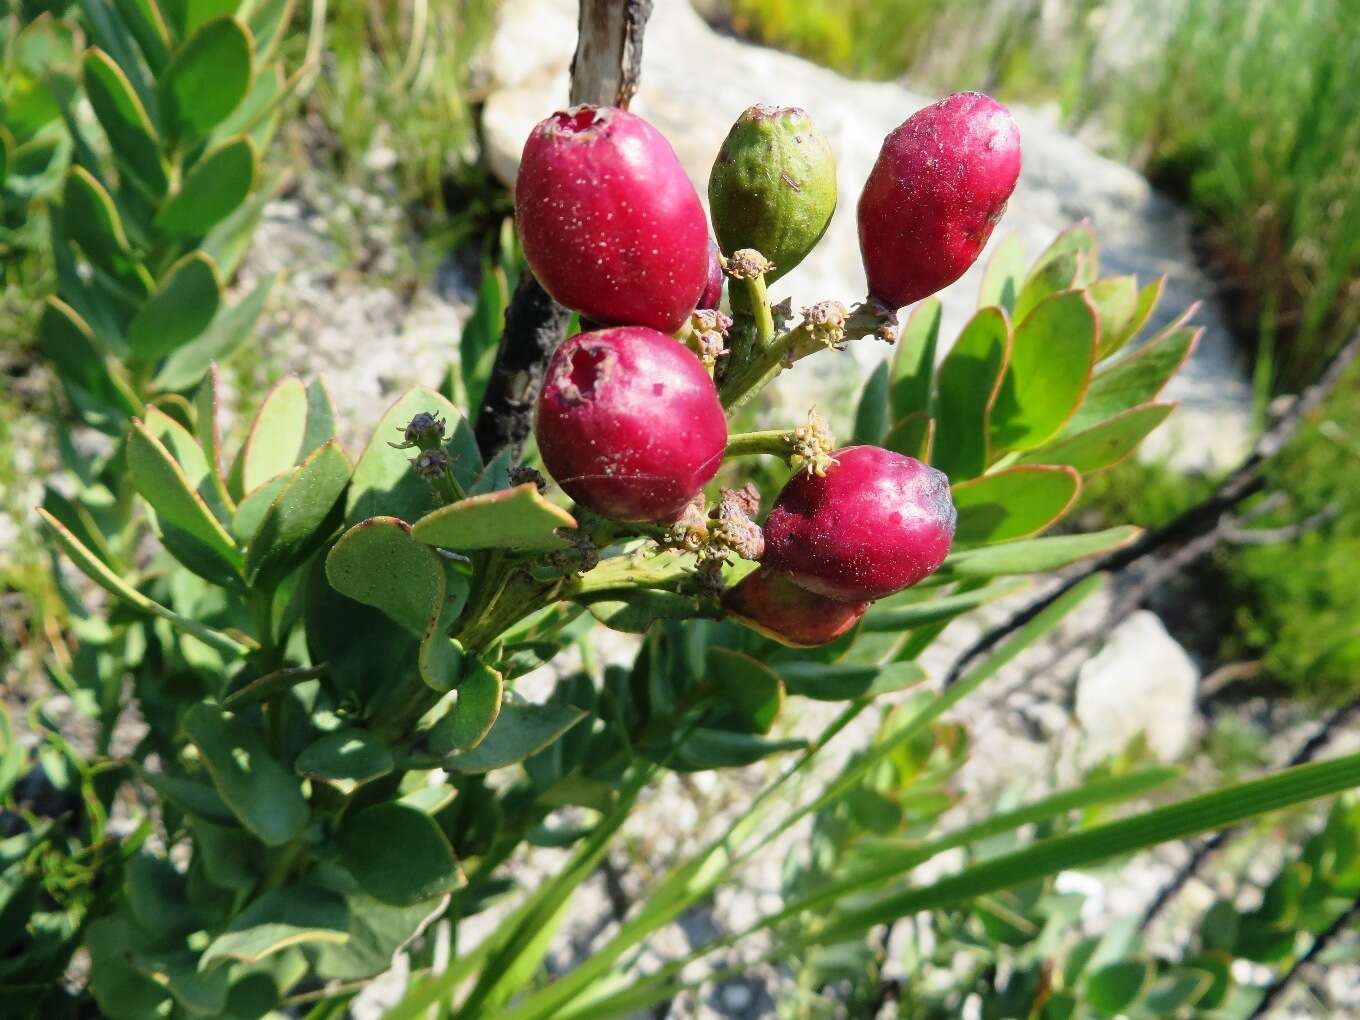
[561,551,694,598]
[744,274,775,351]
[724,429,793,462]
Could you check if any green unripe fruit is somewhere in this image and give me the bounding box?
[708,105,837,286]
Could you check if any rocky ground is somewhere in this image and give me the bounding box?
[5,2,1356,1017]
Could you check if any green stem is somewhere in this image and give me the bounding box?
[743,274,776,352]
[561,551,694,598]
[719,321,816,412]
[724,429,793,462]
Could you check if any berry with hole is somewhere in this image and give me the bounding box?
[536,326,727,522]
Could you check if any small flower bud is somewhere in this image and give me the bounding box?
[787,409,837,477]
[411,448,453,479]
[688,308,733,368]
[725,248,776,280]
[802,301,849,350]
[390,411,447,451]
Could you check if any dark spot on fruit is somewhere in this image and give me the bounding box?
[780,172,801,192]
[566,344,612,399]
[653,383,665,396]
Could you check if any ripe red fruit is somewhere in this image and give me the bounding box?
[762,446,956,602]
[724,567,867,647]
[516,105,709,333]
[698,237,724,311]
[858,92,1021,309]
[536,326,727,522]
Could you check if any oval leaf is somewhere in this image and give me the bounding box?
[159,17,252,142]
[445,657,503,752]
[127,418,240,566]
[129,251,222,360]
[438,702,586,774]
[325,516,445,635]
[155,135,257,238]
[412,484,577,552]
[296,729,394,792]
[243,439,352,588]
[951,465,1081,546]
[707,648,784,733]
[181,703,308,846]
[1014,249,1081,325]
[1099,276,1165,361]
[200,883,348,969]
[83,48,167,195]
[1064,325,1201,436]
[338,804,460,906]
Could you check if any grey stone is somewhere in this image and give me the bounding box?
[1074,610,1199,764]
[482,0,1252,472]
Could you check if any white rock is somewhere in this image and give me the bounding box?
[481,0,1251,472]
[1074,610,1199,764]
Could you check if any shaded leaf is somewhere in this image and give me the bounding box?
[439,702,586,774]
[852,359,890,446]
[583,588,707,633]
[978,232,1025,313]
[296,729,394,792]
[890,296,941,419]
[444,657,503,752]
[182,703,308,846]
[62,165,151,295]
[200,883,348,968]
[707,648,783,733]
[243,439,351,588]
[338,804,460,906]
[862,580,1027,632]
[82,48,166,195]
[776,660,925,701]
[883,411,933,462]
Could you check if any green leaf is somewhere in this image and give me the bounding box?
[1143,967,1214,1014]
[247,0,295,63]
[1084,960,1154,1016]
[200,883,349,968]
[244,439,351,588]
[223,663,327,710]
[200,169,282,278]
[990,290,1096,454]
[883,411,933,462]
[190,817,261,891]
[232,472,289,542]
[129,948,229,1016]
[127,418,241,565]
[82,48,167,196]
[952,465,1081,545]
[311,887,446,982]
[1063,326,1200,435]
[193,364,233,510]
[443,658,504,751]
[128,251,222,360]
[776,660,925,701]
[1199,899,1240,952]
[862,580,1027,632]
[338,804,460,906]
[438,702,586,774]
[1013,249,1081,324]
[181,703,309,846]
[1017,402,1175,475]
[40,507,251,654]
[296,729,393,793]
[1033,222,1098,285]
[238,375,309,494]
[111,0,173,72]
[1086,275,1137,353]
[159,17,252,142]
[852,359,891,446]
[346,387,480,526]
[325,517,447,635]
[978,232,1025,313]
[583,588,707,633]
[668,729,806,771]
[707,648,783,733]
[62,165,151,295]
[1099,276,1164,361]
[141,769,237,825]
[941,526,1140,577]
[155,272,275,390]
[126,853,197,939]
[931,306,1010,480]
[891,299,942,419]
[171,0,242,37]
[811,747,1360,946]
[412,484,577,552]
[155,135,257,238]
[86,917,170,1020]
[37,297,129,409]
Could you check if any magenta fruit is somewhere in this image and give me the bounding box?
[762,446,956,603]
[698,237,724,311]
[536,326,727,522]
[858,92,1021,309]
[516,105,710,334]
[724,567,867,647]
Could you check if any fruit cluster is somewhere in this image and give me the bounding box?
[517,92,1021,645]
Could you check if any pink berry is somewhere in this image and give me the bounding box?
[516,105,710,333]
[536,326,727,522]
[858,92,1021,309]
[698,237,724,311]
[724,567,867,647]
[762,446,956,602]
